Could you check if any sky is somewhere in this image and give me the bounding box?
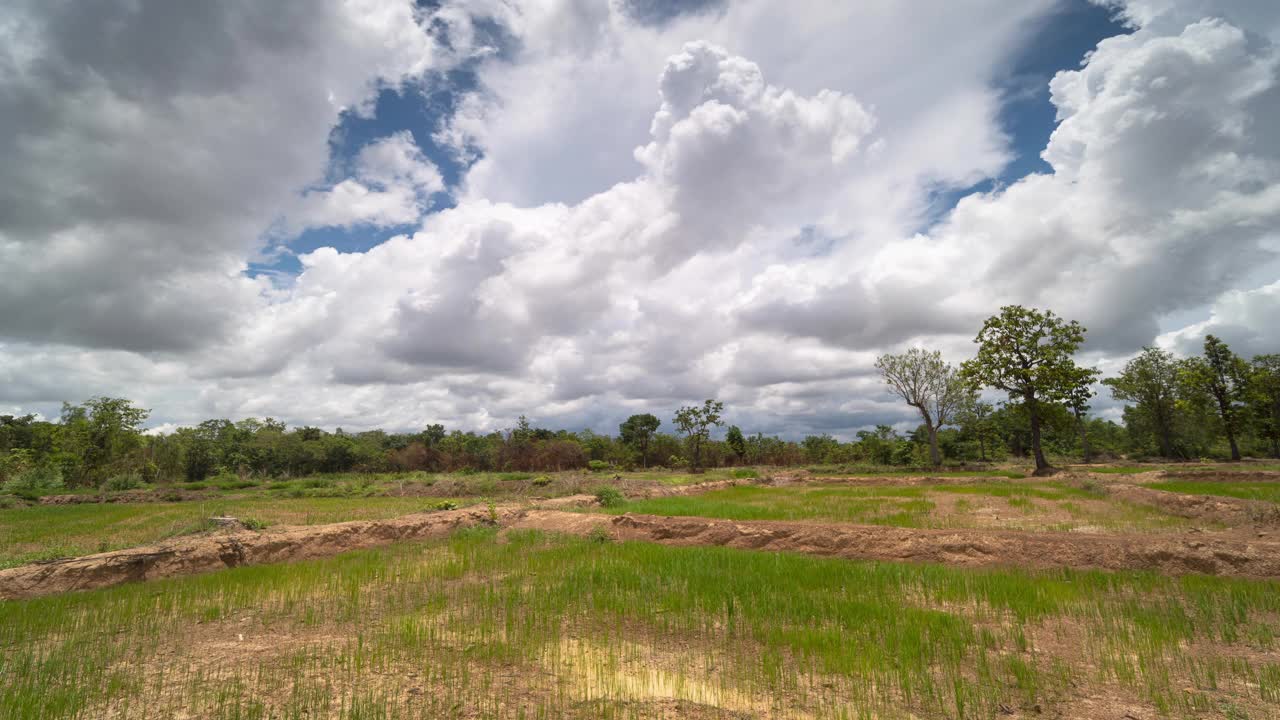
[1,0,1278,439]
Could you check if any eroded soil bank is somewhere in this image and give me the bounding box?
[511,511,1280,578]
[7,492,1280,600]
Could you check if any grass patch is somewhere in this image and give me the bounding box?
[807,465,1026,479]
[597,482,1188,533]
[0,531,1275,719]
[0,496,469,568]
[1148,481,1280,504]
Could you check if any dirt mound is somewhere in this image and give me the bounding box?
[1105,484,1280,526]
[0,505,526,601]
[513,511,1280,578]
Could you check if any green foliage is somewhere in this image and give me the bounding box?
[961,306,1098,472]
[1247,354,1280,457]
[673,399,725,472]
[587,459,611,472]
[618,413,661,467]
[725,425,746,460]
[2,465,65,499]
[1105,347,1183,457]
[431,500,459,511]
[531,475,552,487]
[100,472,145,492]
[1180,336,1250,460]
[593,486,624,508]
[240,517,268,531]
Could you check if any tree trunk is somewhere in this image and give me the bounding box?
[1027,395,1050,474]
[1272,434,1279,460]
[927,426,941,467]
[1215,393,1242,461]
[1152,405,1172,458]
[1075,408,1092,463]
[641,439,648,468]
[978,434,987,462]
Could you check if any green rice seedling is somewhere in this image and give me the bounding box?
[3,531,1276,719]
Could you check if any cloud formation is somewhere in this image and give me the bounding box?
[1,0,1277,437]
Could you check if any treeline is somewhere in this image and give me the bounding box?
[1,307,1276,491]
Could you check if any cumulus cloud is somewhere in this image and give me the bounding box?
[1,0,1278,438]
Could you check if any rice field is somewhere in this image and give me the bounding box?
[0,496,471,569]
[3,529,1278,720]
[598,482,1198,533]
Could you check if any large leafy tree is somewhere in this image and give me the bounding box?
[1103,347,1181,458]
[875,348,967,466]
[673,400,724,473]
[1248,355,1280,458]
[1180,335,1248,461]
[960,306,1098,475]
[618,413,661,468]
[725,425,747,462]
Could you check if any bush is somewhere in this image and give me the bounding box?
[241,517,268,531]
[587,460,611,472]
[2,465,65,499]
[100,472,145,492]
[594,486,624,508]
[731,468,759,479]
[532,475,552,487]
[432,500,459,511]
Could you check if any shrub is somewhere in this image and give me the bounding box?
[731,468,759,479]
[432,500,459,511]
[587,460,611,472]
[2,465,65,499]
[100,472,145,492]
[532,475,552,487]
[241,517,268,531]
[594,486,624,508]
[587,526,612,544]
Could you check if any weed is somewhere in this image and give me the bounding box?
[594,486,625,508]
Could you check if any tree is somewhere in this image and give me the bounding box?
[1181,335,1248,461]
[673,400,724,473]
[619,413,661,468]
[1247,355,1280,458]
[955,396,997,461]
[960,306,1099,475]
[875,348,968,467]
[725,425,747,462]
[1103,347,1181,458]
[1065,380,1095,463]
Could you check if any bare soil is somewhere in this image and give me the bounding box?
[514,511,1280,578]
[1104,483,1280,527]
[7,475,1280,601]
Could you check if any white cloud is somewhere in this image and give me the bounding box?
[1,0,1278,438]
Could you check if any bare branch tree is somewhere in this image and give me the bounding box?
[875,348,967,466]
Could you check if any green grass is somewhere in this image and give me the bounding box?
[806,465,1027,479]
[1087,466,1150,474]
[597,482,1191,533]
[1148,481,1280,504]
[1,530,1275,719]
[0,496,471,569]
